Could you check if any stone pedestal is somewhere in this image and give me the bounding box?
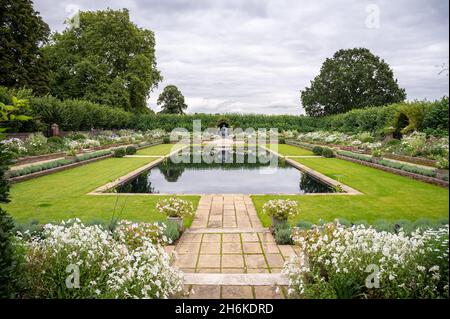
[51,123,60,137]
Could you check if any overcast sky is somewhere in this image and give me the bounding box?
[34,0,449,114]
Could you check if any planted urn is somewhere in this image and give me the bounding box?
[156,197,194,232]
[263,199,299,228]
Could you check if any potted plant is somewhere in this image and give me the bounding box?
[156,197,194,232]
[262,199,298,228]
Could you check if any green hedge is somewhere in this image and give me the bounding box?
[1,86,447,135]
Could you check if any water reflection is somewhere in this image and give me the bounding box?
[116,151,334,194]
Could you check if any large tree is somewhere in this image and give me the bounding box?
[0,0,50,95]
[44,9,162,113]
[157,85,187,114]
[301,48,406,117]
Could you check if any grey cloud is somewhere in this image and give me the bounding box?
[34,0,449,114]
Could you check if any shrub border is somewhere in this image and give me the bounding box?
[8,141,163,183]
[336,153,449,188]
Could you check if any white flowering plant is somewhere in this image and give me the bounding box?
[0,138,27,156]
[15,219,183,299]
[283,222,449,299]
[262,199,299,220]
[156,197,194,218]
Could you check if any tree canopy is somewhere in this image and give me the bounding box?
[157,85,187,114]
[0,0,50,95]
[301,48,406,117]
[44,9,162,113]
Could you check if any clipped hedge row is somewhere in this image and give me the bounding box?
[1,86,447,135]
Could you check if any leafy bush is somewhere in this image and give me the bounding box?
[0,208,15,298]
[23,133,48,155]
[274,223,293,245]
[125,146,137,155]
[163,136,171,144]
[321,147,334,158]
[371,148,382,157]
[113,148,126,158]
[284,222,449,299]
[163,221,180,243]
[312,146,323,155]
[14,219,183,298]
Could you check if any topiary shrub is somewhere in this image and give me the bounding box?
[163,136,171,144]
[113,148,126,158]
[125,146,137,155]
[321,147,335,158]
[312,146,323,155]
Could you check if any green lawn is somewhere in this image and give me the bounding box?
[252,146,449,227]
[267,144,314,156]
[3,146,199,226]
[136,143,184,155]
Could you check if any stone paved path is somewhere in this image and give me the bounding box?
[172,194,300,299]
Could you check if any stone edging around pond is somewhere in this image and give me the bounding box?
[336,154,449,188]
[261,145,362,195]
[8,142,164,184]
[88,146,188,195]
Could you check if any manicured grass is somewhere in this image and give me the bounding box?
[136,143,183,155]
[267,144,314,156]
[3,146,200,226]
[252,151,449,227]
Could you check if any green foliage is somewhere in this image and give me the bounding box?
[125,146,137,155]
[44,9,161,112]
[312,146,323,155]
[0,86,447,138]
[157,85,187,114]
[274,223,293,245]
[301,48,406,117]
[321,147,334,158]
[0,207,15,297]
[163,136,171,144]
[0,0,50,95]
[8,150,111,178]
[392,102,431,135]
[113,148,126,158]
[337,150,439,179]
[0,97,32,136]
[422,97,449,137]
[0,145,12,203]
[163,221,180,243]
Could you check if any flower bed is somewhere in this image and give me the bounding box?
[1,129,166,160]
[8,150,112,180]
[287,130,449,169]
[13,219,183,299]
[283,222,449,299]
[336,150,448,184]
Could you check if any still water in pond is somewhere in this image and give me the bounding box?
[116,152,334,194]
